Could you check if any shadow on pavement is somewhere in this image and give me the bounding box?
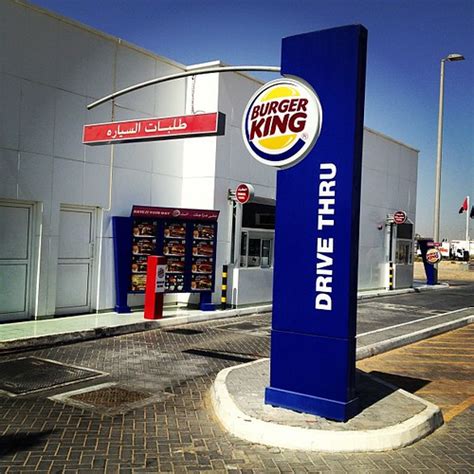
[367,370,431,393]
[0,430,56,456]
[355,370,432,415]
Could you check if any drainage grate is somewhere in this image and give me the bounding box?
[69,386,150,409]
[50,384,159,416]
[0,357,106,396]
[164,328,203,335]
[183,349,257,363]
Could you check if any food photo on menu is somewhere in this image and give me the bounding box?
[132,221,157,237]
[192,257,213,274]
[164,222,186,238]
[166,257,185,273]
[132,238,156,255]
[165,273,184,292]
[131,255,148,273]
[131,274,147,292]
[191,275,212,291]
[193,223,215,240]
[192,241,213,257]
[163,240,186,256]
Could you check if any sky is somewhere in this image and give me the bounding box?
[32,0,474,240]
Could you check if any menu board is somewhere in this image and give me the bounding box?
[130,219,157,291]
[126,207,218,294]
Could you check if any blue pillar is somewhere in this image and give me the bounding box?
[112,216,133,313]
[265,25,368,421]
[418,239,438,285]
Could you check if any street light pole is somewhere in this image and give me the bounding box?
[433,58,446,245]
[432,53,465,277]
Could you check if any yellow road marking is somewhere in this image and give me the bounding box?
[443,395,474,422]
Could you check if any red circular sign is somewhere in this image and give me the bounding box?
[393,210,407,225]
[235,183,254,204]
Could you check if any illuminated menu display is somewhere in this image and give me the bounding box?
[128,206,219,294]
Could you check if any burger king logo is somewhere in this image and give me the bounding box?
[426,248,441,265]
[242,78,322,169]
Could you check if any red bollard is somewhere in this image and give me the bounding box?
[144,255,166,319]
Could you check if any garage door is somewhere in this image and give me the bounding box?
[0,201,34,322]
[55,206,96,316]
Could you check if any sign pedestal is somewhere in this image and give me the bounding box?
[144,255,166,319]
[265,25,368,422]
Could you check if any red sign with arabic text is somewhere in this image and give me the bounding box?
[83,112,225,145]
[235,183,254,204]
[131,206,219,221]
[393,210,407,225]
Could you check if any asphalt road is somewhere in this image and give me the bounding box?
[208,281,474,340]
[357,281,474,335]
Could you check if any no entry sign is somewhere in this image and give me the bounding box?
[393,210,407,225]
[235,183,254,204]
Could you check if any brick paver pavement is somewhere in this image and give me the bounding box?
[0,315,472,473]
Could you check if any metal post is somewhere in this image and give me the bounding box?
[221,264,228,310]
[433,58,445,246]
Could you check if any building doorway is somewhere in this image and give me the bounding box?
[55,206,97,316]
[0,200,35,322]
[393,221,414,289]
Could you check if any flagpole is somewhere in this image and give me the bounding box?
[466,195,470,242]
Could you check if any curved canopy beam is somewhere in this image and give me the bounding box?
[87,65,281,110]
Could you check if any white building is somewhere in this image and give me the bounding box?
[0,0,418,322]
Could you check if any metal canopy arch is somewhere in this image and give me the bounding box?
[87,65,281,110]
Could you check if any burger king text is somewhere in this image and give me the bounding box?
[249,98,308,140]
[315,163,337,311]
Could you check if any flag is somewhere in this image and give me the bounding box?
[470,205,474,219]
[458,197,468,214]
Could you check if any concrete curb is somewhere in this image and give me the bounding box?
[356,314,474,360]
[0,304,272,353]
[210,359,444,452]
[357,283,448,300]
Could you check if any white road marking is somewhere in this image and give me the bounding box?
[357,307,472,338]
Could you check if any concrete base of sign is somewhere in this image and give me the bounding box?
[210,359,443,452]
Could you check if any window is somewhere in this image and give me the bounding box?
[397,223,413,240]
[240,230,273,268]
[395,240,413,265]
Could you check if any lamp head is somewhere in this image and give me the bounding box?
[445,53,465,62]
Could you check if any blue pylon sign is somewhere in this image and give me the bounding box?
[264,25,368,421]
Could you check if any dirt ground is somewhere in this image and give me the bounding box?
[414,260,474,282]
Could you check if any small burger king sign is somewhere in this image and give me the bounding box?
[242,78,322,169]
[426,248,442,265]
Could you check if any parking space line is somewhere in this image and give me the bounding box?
[357,307,472,337]
[443,395,474,422]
